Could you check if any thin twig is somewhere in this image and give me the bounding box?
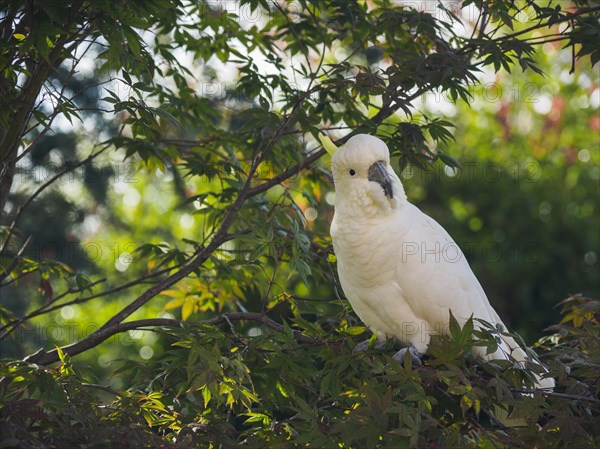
[0,145,110,257]
[510,388,600,405]
[23,312,320,364]
[81,382,120,396]
[0,235,32,284]
[16,35,100,163]
[0,263,183,339]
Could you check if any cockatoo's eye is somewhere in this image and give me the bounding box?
[349,169,356,176]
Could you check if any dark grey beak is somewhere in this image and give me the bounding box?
[368,161,393,198]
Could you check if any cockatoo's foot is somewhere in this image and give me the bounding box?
[392,346,423,367]
[352,338,387,354]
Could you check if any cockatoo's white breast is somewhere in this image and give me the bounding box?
[331,207,432,350]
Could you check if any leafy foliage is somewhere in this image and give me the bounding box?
[1,297,599,448]
[0,0,599,447]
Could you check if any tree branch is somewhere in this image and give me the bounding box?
[510,388,600,405]
[24,312,320,364]
[458,5,600,57]
[0,263,185,339]
[245,148,326,198]
[24,91,313,365]
[495,6,600,42]
[0,235,32,285]
[0,3,87,214]
[0,145,109,257]
[15,34,99,164]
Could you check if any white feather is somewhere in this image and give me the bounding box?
[330,134,553,390]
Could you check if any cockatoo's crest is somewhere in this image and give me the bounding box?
[318,133,339,156]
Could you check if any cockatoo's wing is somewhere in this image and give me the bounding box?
[395,205,496,329]
[393,205,554,388]
[394,205,512,357]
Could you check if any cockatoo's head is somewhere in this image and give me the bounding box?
[324,134,407,215]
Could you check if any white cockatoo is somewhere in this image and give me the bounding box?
[321,133,554,390]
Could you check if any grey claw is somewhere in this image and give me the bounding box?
[392,346,423,367]
[353,340,370,353]
[353,338,387,354]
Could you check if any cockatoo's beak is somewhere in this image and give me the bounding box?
[368,161,394,198]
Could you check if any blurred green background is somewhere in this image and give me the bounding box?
[1,29,598,386]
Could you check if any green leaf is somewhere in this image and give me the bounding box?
[448,309,461,341]
[202,387,211,407]
[344,326,367,336]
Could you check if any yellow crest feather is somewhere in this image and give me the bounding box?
[318,133,339,156]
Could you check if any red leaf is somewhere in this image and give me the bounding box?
[38,278,54,303]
